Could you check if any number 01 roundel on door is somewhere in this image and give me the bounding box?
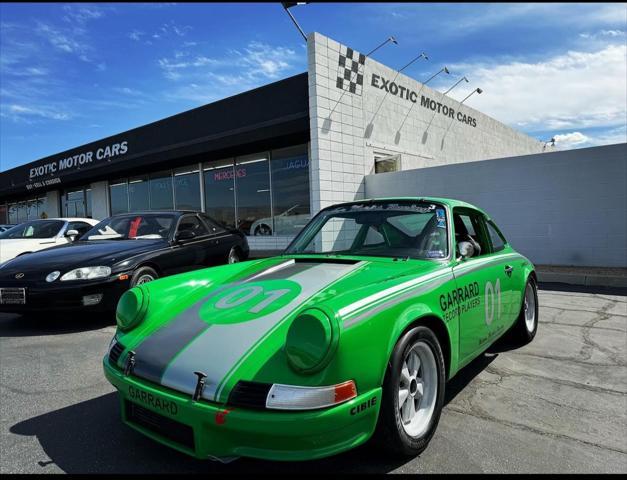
[198,280,302,324]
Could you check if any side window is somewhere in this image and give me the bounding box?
[363,225,385,246]
[177,215,209,236]
[486,220,506,252]
[454,210,490,258]
[68,222,92,236]
[200,214,226,234]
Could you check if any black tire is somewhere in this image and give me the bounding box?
[510,276,539,344]
[375,325,446,457]
[227,247,241,264]
[130,266,159,287]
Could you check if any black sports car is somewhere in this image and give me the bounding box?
[0,211,249,313]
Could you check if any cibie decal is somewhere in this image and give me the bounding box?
[199,280,302,324]
[484,279,502,326]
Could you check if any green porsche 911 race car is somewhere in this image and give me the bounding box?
[103,197,538,462]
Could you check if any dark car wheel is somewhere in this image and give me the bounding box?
[510,276,539,344]
[228,247,241,264]
[254,224,272,236]
[375,325,446,457]
[130,266,159,287]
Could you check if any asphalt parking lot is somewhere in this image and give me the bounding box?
[1,284,625,474]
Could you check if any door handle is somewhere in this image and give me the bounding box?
[504,265,514,277]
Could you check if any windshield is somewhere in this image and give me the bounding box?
[285,201,449,260]
[0,220,65,239]
[81,214,175,241]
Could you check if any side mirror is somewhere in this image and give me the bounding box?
[175,230,196,242]
[66,229,79,239]
[457,241,475,260]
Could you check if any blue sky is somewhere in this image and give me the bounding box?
[1,2,626,171]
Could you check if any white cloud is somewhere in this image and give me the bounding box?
[158,41,300,84]
[441,44,627,132]
[4,104,71,121]
[579,29,626,40]
[553,126,627,150]
[553,132,589,148]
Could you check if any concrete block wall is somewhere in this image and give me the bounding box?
[364,143,627,268]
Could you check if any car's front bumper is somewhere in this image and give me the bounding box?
[103,357,382,462]
[0,275,130,313]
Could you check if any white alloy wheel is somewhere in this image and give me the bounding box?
[398,341,438,438]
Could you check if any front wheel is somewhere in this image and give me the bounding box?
[130,266,158,287]
[253,224,272,236]
[227,247,241,264]
[375,325,446,457]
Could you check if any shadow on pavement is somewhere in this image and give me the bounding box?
[0,312,114,338]
[10,393,411,474]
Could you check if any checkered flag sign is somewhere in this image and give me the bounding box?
[336,47,366,95]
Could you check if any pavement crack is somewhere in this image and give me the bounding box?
[444,406,627,456]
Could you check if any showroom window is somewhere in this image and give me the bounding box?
[235,154,271,236]
[7,197,50,223]
[174,167,201,211]
[62,187,91,218]
[270,145,310,236]
[203,159,236,229]
[109,180,129,215]
[149,171,174,210]
[129,176,150,211]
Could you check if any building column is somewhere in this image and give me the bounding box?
[45,190,61,218]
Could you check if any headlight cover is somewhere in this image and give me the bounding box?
[116,286,149,331]
[285,308,339,374]
[60,266,111,281]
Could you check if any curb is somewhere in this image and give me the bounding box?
[537,272,627,288]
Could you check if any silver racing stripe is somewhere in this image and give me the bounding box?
[453,253,523,279]
[343,272,453,328]
[159,262,365,401]
[131,259,303,384]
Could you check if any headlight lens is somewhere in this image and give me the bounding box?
[60,266,111,281]
[285,308,338,374]
[116,286,149,331]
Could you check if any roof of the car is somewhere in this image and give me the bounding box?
[30,217,96,222]
[328,197,490,217]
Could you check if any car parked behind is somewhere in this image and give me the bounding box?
[0,211,249,313]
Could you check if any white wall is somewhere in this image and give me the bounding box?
[307,32,549,218]
[365,143,627,268]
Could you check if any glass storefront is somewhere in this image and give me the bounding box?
[5,197,49,224]
[106,143,310,237]
[109,180,129,215]
[174,167,201,211]
[129,176,150,211]
[62,187,92,218]
[149,172,174,210]
[203,159,236,229]
[270,145,311,236]
[235,154,272,236]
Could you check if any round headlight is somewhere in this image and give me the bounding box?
[46,271,61,283]
[285,308,338,374]
[116,286,149,332]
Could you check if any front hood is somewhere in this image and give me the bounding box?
[121,255,443,403]
[0,239,165,277]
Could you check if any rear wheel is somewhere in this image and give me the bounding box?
[510,276,538,344]
[254,224,272,236]
[375,325,445,457]
[130,266,158,287]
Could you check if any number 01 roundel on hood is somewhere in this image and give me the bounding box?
[125,258,366,402]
